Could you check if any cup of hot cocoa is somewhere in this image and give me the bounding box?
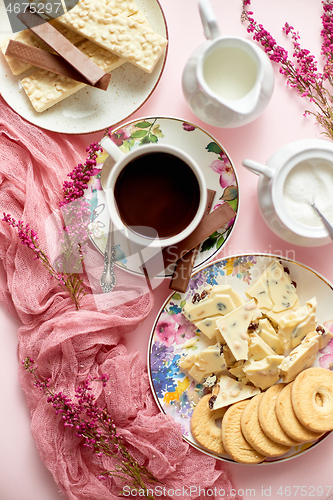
[101,136,207,249]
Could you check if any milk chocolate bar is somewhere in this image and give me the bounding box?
[0,21,85,76]
[21,40,123,112]
[169,189,216,293]
[143,202,236,278]
[6,40,111,90]
[18,9,107,84]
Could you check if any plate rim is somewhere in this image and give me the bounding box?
[147,252,333,465]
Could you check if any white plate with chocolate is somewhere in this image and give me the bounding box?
[148,254,333,464]
[0,0,168,134]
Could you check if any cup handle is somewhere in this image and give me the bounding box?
[199,0,220,40]
[242,159,275,180]
[100,136,124,163]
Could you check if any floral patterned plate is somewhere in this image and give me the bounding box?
[148,254,333,464]
[84,116,238,276]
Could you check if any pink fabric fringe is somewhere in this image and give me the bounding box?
[0,97,241,500]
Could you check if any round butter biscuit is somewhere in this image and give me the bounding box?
[222,400,266,464]
[241,393,291,457]
[291,367,333,433]
[259,384,299,447]
[191,394,226,454]
[276,382,323,442]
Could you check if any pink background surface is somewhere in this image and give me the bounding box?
[1,0,333,499]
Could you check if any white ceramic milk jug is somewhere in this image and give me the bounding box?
[182,0,274,128]
[242,139,333,247]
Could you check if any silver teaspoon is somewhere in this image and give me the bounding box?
[100,219,116,293]
[309,201,333,240]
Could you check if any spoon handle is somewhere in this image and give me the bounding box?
[310,203,333,240]
[100,220,116,293]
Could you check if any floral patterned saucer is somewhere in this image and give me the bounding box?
[148,254,333,463]
[84,116,239,276]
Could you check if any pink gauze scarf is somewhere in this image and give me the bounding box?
[0,97,241,500]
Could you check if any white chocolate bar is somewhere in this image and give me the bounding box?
[188,344,225,383]
[57,0,167,73]
[21,40,124,112]
[0,21,85,76]
[101,0,139,16]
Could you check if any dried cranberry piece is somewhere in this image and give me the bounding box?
[208,395,217,409]
[192,293,201,304]
[248,321,259,332]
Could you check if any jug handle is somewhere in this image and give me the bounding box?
[199,0,220,40]
[242,159,274,180]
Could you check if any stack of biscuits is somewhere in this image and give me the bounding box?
[192,367,333,463]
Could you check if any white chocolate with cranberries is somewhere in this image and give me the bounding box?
[246,260,298,313]
[216,299,262,361]
[254,319,285,355]
[242,355,284,390]
[183,286,244,322]
[279,328,332,383]
[179,343,226,383]
[194,314,224,340]
[211,374,260,409]
[248,332,276,361]
[277,298,317,350]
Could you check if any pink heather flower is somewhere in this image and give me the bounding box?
[241,0,333,141]
[2,213,41,254]
[155,312,177,346]
[61,142,102,207]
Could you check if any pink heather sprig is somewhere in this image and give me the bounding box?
[55,142,103,282]
[241,0,333,140]
[2,141,104,310]
[23,359,159,498]
[61,142,102,206]
[2,213,85,310]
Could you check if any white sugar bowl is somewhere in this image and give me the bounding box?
[242,139,333,247]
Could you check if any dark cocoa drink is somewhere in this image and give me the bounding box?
[114,152,201,239]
